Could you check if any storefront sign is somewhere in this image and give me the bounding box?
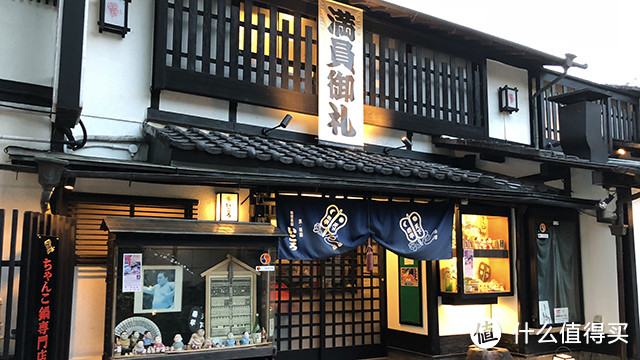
[256,265,275,272]
[276,195,454,260]
[123,253,142,292]
[554,307,569,323]
[31,235,59,360]
[318,0,364,147]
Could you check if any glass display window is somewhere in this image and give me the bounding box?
[440,206,513,304]
[102,217,280,360]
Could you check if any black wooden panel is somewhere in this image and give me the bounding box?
[281,20,290,89]
[268,5,278,87]
[202,0,212,74]
[364,106,484,138]
[450,57,458,123]
[172,0,184,68]
[293,12,302,92]
[304,25,314,95]
[242,0,253,82]
[433,53,440,121]
[187,0,197,71]
[215,0,226,76]
[389,47,396,112]
[229,2,240,80]
[378,36,387,108]
[165,68,318,114]
[406,46,414,114]
[0,79,53,107]
[256,13,266,85]
[397,42,405,113]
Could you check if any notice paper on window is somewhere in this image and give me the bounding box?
[554,307,569,324]
[538,300,552,324]
[123,253,142,292]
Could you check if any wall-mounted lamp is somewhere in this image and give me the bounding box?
[383,136,413,154]
[499,85,519,114]
[216,192,239,221]
[262,114,292,136]
[98,0,131,38]
[63,177,76,191]
[598,193,615,210]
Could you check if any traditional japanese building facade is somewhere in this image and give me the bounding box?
[1,1,639,360]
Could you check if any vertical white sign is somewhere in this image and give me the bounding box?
[318,0,364,147]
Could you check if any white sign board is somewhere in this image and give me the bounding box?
[318,0,364,147]
[554,307,569,324]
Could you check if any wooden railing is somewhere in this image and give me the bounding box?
[152,0,487,140]
[537,72,638,153]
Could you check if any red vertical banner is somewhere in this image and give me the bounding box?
[32,235,58,360]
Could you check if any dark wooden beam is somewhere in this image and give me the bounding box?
[592,170,640,188]
[0,79,52,108]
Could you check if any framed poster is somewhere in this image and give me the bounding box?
[399,257,422,326]
[134,265,183,314]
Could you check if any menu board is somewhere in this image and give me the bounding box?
[207,275,254,337]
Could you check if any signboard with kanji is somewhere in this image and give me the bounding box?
[318,0,364,147]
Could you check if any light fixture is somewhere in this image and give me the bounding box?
[598,193,615,210]
[617,148,627,156]
[63,177,76,191]
[216,192,239,221]
[98,0,131,38]
[383,136,413,154]
[499,85,519,114]
[262,114,292,136]
[553,346,574,360]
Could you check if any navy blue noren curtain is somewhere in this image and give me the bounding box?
[276,195,454,261]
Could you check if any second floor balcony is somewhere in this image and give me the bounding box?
[151,0,639,162]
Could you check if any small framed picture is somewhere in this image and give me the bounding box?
[216,192,239,221]
[134,265,183,314]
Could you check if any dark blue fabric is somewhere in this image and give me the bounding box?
[276,195,371,260]
[369,200,454,260]
[276,195,454,261]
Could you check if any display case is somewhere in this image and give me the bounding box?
[439,206,513,304]
[102,217,282,360]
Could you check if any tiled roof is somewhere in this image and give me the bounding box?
[145,123,551,194]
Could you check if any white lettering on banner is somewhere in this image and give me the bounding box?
[318,0,363,147]
[399,212,438,252]
[513,322,629,345]
[288,210,298,251]
[313,204,347,250]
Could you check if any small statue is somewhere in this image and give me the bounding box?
[172,334,185,351]
[225,332,236,347]
[153,336,165,353]
[188,329,205,350]
[203,338,213,349]
[240,331,250,345]
[115,331,130,355]
[261,327,267,342]
[212,338,223,348]
[129,331,141,351]
[143,330,153,348]
[134,340,146,355]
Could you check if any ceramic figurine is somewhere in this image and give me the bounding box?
[203,338,213,349]
[212,338,223,347]
[143,330,153,348]
[240,331,250,345]
[225,332,236,347]
[134,340,146,355]
[188,329,205,350]
[129,331,141,351]
[116,331,130,355]
[172,334,185,351]
[153,336,165,353]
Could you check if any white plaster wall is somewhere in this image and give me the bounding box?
[0,1,58,85]
[386,251,428,335]
[486,60,531,145]
[69,266,107,360]
[1,109,52,163]
[572,168,619,328]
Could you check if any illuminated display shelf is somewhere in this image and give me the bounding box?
[439,205,513,305]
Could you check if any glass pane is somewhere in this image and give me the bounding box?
[461,214,510,294]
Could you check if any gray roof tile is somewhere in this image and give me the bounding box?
[148,123,547,193]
